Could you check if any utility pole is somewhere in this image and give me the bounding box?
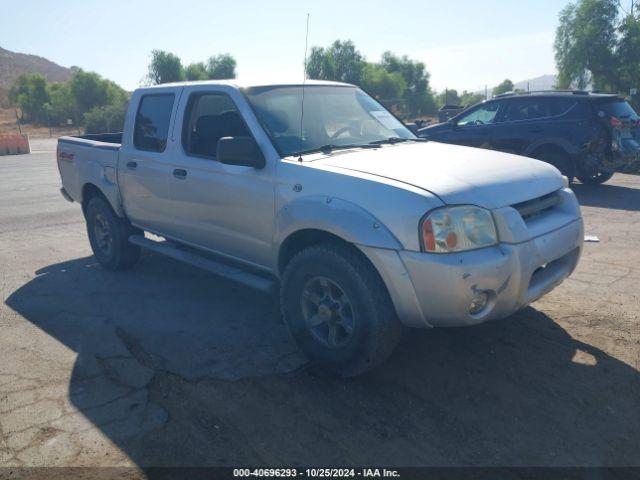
[14,109,22,135]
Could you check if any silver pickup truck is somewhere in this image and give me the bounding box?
[57,80,584,376]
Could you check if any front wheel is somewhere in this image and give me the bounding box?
[534,150,575,184]
[280,243,402,377]
[576,169,615,185]
[86,196,141,271]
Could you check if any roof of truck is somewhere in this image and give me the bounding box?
[139,79,354,90]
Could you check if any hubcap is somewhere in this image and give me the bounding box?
[93,213,113,257]
[300,276,355,349]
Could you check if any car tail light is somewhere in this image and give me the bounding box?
[610,116,623,128]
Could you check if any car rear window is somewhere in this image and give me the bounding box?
[549,98,578,116]
[598,100,639,120]
[134,94,175,152]
[502,98,548,121]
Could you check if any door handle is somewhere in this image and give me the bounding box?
[173,168,187,179]
[529,127,544,133]
[126,161,137,170]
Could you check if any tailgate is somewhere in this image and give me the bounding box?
[57,137,120,202]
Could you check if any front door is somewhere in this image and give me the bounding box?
[449,101,502,149]
[162,88,276,269]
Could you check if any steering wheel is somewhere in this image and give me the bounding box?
[330,126,359,140]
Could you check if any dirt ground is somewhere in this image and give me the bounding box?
[0,140,639,474]
[0,107,78,138]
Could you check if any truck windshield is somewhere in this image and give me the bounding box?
[244,85,416,157]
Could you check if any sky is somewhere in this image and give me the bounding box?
[1,0,571,93]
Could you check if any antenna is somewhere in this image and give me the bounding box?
[298,13,310,162]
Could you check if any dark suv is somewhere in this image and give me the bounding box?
[418,91,640,184]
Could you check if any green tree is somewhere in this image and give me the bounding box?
[206,54,237,79]
[8,74,50,123]
[8,68,127,128]
[47,82,75,125]
[617,12,640,95]
[306,40,364,85]
[185,62,208,81]
[459,90,485,107]
[360,63,407,101]
[554,0,619,90]
[69,69,126,116]
[493,79,515,96]
[436,89,461,107]
[147,50,185,84]
[379,52,436,116]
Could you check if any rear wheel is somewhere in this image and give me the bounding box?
[86,196,141,271]
[281,242,402,377]
[534,150,575,184]
[576,169,615,185]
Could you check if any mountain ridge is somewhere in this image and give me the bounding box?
[0,46,73,105]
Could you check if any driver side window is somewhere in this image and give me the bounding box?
[457,102,501,126]
[182,93,250,159]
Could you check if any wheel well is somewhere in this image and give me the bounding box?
[81,183,107,216]
[278,229,364,276]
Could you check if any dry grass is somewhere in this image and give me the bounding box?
[0,106,79,137]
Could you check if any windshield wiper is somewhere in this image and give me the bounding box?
[369,137,427,145]
[293,143,380,157]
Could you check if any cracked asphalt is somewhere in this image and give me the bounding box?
[1,139,639,471]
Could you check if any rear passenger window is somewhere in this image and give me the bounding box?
[134,94,175,152]
[549,98,577,116]
[182,93,250,158]
[503,98,549,122]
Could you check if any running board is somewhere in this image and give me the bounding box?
[128,235,275,293]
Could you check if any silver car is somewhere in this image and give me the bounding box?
[57,80,584,376]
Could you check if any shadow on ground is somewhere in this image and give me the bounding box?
[5,253,640,469]
[573,181,640,211]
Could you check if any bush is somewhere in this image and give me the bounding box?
[84,103,127,134]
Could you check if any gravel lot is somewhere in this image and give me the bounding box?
[1,140,639,470]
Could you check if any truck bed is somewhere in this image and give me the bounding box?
[58,132,123,150]
[57,133,122,213]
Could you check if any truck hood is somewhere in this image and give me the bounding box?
[315,141,563,209]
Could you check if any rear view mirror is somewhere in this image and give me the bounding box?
[217,136,265,169]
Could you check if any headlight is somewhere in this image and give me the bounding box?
[420,206,498,253]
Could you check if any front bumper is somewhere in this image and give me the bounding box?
[359,190,584,328]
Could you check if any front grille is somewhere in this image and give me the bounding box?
[512,190,562,221]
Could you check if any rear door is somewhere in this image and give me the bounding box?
[491,97,550,154]
[119,89,181,233]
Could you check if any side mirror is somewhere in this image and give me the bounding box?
[217,136,266,169]
[405,122,419,135]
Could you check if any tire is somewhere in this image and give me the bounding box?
[534,150,575,184]
[85,196,141,271]
[280,242,402,377]
[576,169,615,185]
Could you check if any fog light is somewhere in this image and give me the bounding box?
[469,291,489,315]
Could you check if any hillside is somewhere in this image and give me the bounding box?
[0,46,72,105]
[513,74,557,92]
